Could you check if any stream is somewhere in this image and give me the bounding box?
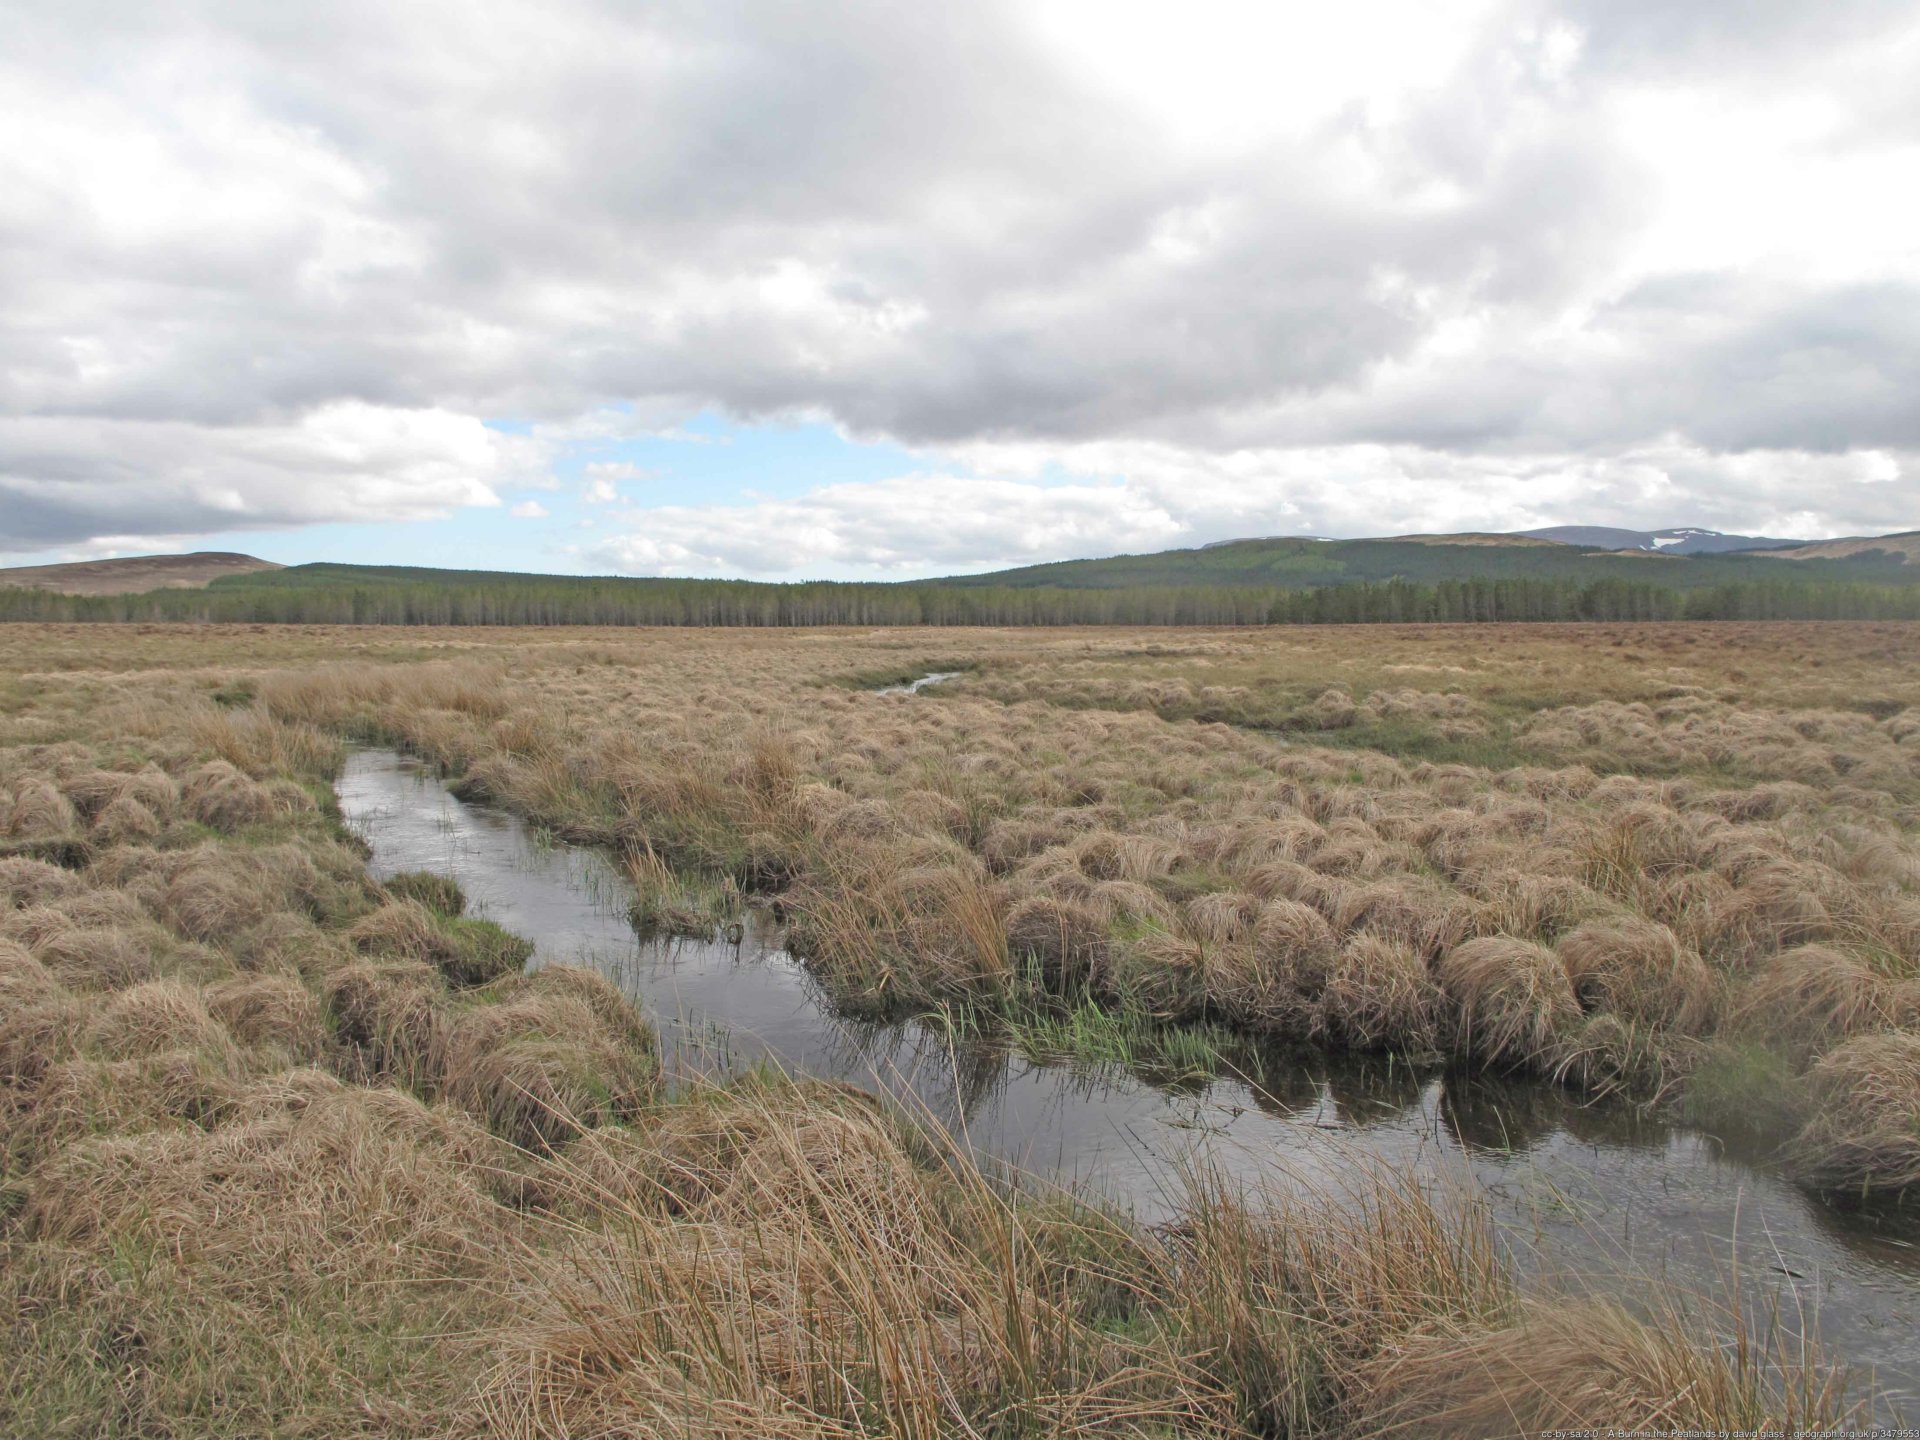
[337,746,1920,1397]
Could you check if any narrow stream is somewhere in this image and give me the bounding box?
[875,670,961,695]
[337,747,1920,1396]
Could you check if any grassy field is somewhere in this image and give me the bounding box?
[2,619,1911,1435]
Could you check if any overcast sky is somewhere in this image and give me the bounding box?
[3,0,1916,578]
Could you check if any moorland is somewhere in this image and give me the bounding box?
[2,618,1915,1436]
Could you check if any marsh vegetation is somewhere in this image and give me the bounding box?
[2,619,1915,1434]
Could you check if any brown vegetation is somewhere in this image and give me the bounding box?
[0,617,1907,1434]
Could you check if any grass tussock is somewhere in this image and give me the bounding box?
[434,967,657,1150]
[1436,937,1580,1066]
[1345,1295,1851,1439]
[1783,1032,1920,1193]
[349,897,535,987]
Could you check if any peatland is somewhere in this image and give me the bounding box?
[2,618,1910,1436]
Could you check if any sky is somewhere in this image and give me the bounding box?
[2,0,1916,581]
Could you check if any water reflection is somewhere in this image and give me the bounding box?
[337,747,1920,1394]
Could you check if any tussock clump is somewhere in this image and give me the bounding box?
[1184,889,1262,946]
[493,965,658,1056]
[0,944,82,1086]
[29,923,161,992]
[0,855,85,908]
[1254,897,1339,996]
[162,858,277,942]
[1553,1011,1699,1100]
[1436,937,1579,1066]
[83,978,232,1062]
[4,885,147,938]
[893,861,1011,992]
[228,909,351,978]
[701,1103,930,1246]
[4,779,79,839]
[579,1081,875,1217]
[815,796,902,845]
[121,764,181,816]
[1082,877,1176,929]
[1203,940,1309,1034]
[207,975,329,1062]
[323,959,445,1088]
[1468,871,1607,942]
[1106,927,1207,1019]
[437,986,656,1150]
[348,898,531,987]
[1332,878,1476,961]
[17,1049,241,1165]
[1556,917,1717,1034]
[353,887,453,955]
[1705,873,1836,959]
[1784,1032,1920,1192]
[89,792,162,843]
[60,768,135,820]
[20,1080,511,1274]
[0,936,61,1007]
[1732,945,1894,1059]
[1245,858,1344,911]
[1307,687,1359,728]
[1318,935,1442,1051]
[469,1081,1155,1440]
[181,758,284,830]
[1005,894,1109,989]
[384,870,466,916]
[1075,829,1179,882]
[1344,1297,1849,1439]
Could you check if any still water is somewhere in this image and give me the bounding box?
[337,747,1920,1396]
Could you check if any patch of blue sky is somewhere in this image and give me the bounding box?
[6,412,983,576]
[5,411,1113,577]
[526,407,928,509]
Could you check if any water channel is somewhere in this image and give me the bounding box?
[337,745,1920,1397]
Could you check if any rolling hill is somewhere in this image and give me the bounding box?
[1519,525,1802,554]
[1754,531,1919,563]
[937,533,1920,590]
[0,551,281,595]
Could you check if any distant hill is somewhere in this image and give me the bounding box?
[1520,526,1802,554]
[938,532,1920,591]
[0,551,281,595]
[1753,531,1920,563]
[4,540,1920,628]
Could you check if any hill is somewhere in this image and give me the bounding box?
[1520,526,1801,554]
[0,551,281,595]
[1754,531,1920,563]
[937,533,1920,591]
[4,536,1920,629]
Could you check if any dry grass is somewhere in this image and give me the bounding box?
[1436,937,1580,1065]
[1783,1032,1920,1192]
[1345,1295,1851,1439]
[0,618,1907,1434]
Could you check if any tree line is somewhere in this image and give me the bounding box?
[4,567,1918,627]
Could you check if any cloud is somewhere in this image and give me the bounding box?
[580,460,649,505]
[587,443,1916,580]
[0,403,529,553]
[509,499,550,518]
[3,0,1918,560]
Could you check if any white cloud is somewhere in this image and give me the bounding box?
[2,0,1917,561]
[589,443,1916,579]
[580,461,651,505]
[509,499,550,518]
[0,403,531,553]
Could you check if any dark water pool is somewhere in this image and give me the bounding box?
[337,747,1920,1397]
